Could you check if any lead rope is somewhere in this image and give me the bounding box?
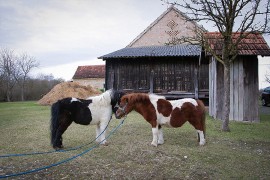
[0,117,126,179]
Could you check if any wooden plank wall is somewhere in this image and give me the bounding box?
[209,56,259,122]
[216,60,225,120]
[243,56,259,122]
[230,57,243,121]
[209,57,217,118]
[106,57,209,94]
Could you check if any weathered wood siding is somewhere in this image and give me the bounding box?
[242,56,259,122]
[209,56,259,122]
[106,57,209,97]
[209,57,216,117]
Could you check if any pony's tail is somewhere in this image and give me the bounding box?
[50,101,60,145]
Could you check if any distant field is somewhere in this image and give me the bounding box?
[0,101,270,179]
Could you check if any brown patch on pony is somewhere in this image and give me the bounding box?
[157,99,173,117]
[170,100,206,133]
[170,106,188,128]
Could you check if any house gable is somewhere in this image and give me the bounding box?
[127,6,204,47]
[72,65,105,89]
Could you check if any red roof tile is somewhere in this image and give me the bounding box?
[204,32,270,56]
[72,65,105,79]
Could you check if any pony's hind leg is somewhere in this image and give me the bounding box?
[53,131,64,150]
[189,119,206,146]
[197,130,206,146]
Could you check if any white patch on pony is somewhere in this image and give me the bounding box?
[87,89,112,106]
[85,90,113,145]
[149,94,172,127]
[170,98,198,109]
[149,93,165,100]
[87,90,112,125]
[71,97,80,102]
[149,94,162,111]
[197,130,206,146]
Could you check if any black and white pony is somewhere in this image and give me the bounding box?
[50,89,125,150]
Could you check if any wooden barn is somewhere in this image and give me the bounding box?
[207,32,270,122]
[99,45,209,99]
[99,6,209,100]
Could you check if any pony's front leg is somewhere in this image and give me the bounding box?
[53,121,72,150]
[95,124,102,143]
[53,131,63,150]
[96,123,108,146]
[197,130,206,146]
[151,127,159,147]
[158,127,164,145]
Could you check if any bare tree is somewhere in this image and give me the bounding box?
[15,53,39,101]
[0,48,39,101]
[167,0,270,131]
[0,48,17,102]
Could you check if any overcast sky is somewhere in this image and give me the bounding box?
[0,0,270,88]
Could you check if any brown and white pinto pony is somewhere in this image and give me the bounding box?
[115,93,206,146]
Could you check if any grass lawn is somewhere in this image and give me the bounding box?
[0,101,270,179]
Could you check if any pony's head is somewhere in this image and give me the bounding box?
[110,89,126,114]
[115,95,129,119]
[115,93,149,119]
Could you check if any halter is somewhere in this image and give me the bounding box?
[115,102,128,117]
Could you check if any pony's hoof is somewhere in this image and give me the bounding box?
[102,142,109,146]
[158,140,164,145]
[151,142,158,147]
[97,141,109,146]
[199,140,206,146]
[53,145,63,150]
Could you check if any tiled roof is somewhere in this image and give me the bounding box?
[72,65,105,79]
[99,45,202,59]
[205,32,270,56]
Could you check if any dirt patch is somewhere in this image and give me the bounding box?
[37,82,101,106]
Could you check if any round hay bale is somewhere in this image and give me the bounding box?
[38,82,101,106]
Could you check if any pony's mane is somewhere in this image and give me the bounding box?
[87,89,112,106]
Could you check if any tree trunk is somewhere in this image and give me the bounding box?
[21,85,25,101]
[6,90,11,102]
[222,62,230,131]
[6,80,11,102]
